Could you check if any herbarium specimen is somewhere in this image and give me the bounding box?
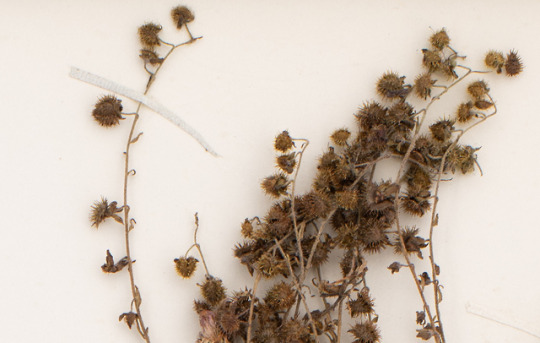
[177,29,522,342]
[89,6,201,343]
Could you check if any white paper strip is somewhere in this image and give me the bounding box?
[70,66,219,157]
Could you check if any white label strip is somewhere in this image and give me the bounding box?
[70,66,219,157]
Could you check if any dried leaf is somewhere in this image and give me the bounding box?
[131,132,143,144]
[134,285,142,308]
[434,264,440,276]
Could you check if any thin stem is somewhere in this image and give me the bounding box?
[246,273,262,343]
[120,29,202,343]
[184,213,210,276]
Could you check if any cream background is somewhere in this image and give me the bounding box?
[1,1,539,342]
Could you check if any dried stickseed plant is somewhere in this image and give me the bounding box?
[177,29,521,343]
[88,5,201,342]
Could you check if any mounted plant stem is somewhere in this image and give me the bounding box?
[175,29,522,343]
[88,5,202,342]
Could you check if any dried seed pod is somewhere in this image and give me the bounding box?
[429,119,454,142]
[171,5,194,29]
[422,49,442,73]
[216,303,240,335]
[456,101,475,123]
[174,256,198,278]
[348,321,381,343]
[138,23,162,48]
[90,197,123,228]
[485,50,505,73]
[295,191,330,221]
[467,80,489,99]
[414,73,436,99]
[274,131,294,152]
[264,282,296,311]
[430,28,450,50]
[401,188,431,217]
[261,173,289,198]
[92,95,124,127]
[376,72,410,99]
[331,128,351,146]
[276,153,296,174]
[335,190,359,210]
[505,50,523,76]
[255,253,288,278]
[200,276,226,306]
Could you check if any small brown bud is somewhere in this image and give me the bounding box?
[171,6,194,29]
[485,50,505,73]
[376,72,410,99]
[92,95,123,127]
[430,29,450,50]
[505,50,523,76]
[467,80,489,99]
[388,262,402,274]
[274,130,294,152]
[174,256,198,278]
[138,23,162,48]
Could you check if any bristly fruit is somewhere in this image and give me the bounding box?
[174,256,199,278]
[505,50,523,76]
[90,197,123,228]
[138,23,162,48]
[484,50,505,74]
[171,6,195,29]
[92,95,124,127]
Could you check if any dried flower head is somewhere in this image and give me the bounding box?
[200,276,226,306]
[92,95,123,127]
[174,256,198,278]
[295,191,330,221]
[90,197,123,228]
[331,128,351,146]
[216,303,241,335]
[276,153,297,174]
[255,253,288,278]
[414,73,436,99]
[335,190,359,210]
[505,50,523,76]
[261,173,289,198]
[430,29,450,50]
[467,81,489,99]
[395,227,428,258]
[376,72,409,99]
[274,130,294,152]
[349,321,381,343]
[138,23,162,48]
[485,50,505,73]
[171,6,194,29]
[348,288,374,317]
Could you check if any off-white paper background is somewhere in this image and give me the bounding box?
[1,1,539,342]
